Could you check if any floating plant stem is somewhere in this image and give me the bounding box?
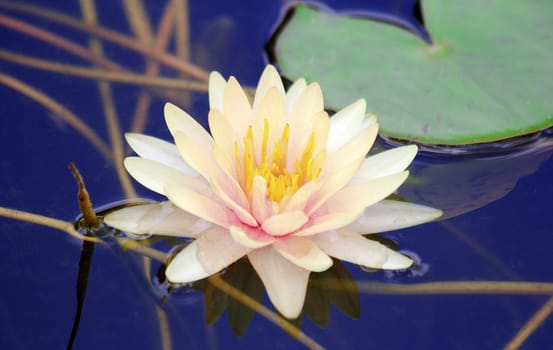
[0,50,208,91]
[79,0,137,199]
[129,0,177,136]
[0,1,209,81]
[173,0,192,106]
[122,0,154,45]
[0,14,123,72]
[0,207,101,243]
[319,280,553,295]
[0,73,112,160]
[504,296,553,350]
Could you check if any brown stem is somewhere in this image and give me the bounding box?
[504,296,553,350]
[79,0,137,199]
[0,207,101,243]
[208,274,324,350]
[0,14,123,72]
[68,162,99,228]
[129,0,177,136]
[0,50,208,91]
[0,1,209,81]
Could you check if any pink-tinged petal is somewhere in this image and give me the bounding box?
[229,225,275,248]
[125,133,197,175]
[124,157,210,196]
[223,76,253,133]
[208,71,226,110]
[250,176,272,222]
[298,171,411,236]
[322,123,378,176]
[165,184,232,228]
[262,211,309,236]
[248,247,310,318]
[166,226,251,283]
[282,180,322,212]
[104,201,211,238]
[327,99,367,152]
[210,176,257,227]
[352,145,418,182]
[314,230,413,269]
[253,65,285,111]
[273,236,332,272]
[164,103,213,149]
[196,226,253,272]
[285,78,307,111]
[294,210,363,236]
[305,159,364,216]
[347,199,442,234]
[326,171,410,213]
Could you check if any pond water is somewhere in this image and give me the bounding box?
[1,1,552,349]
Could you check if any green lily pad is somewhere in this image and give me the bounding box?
[274,2,553,145]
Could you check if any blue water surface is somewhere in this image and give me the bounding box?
[1,1,552,349]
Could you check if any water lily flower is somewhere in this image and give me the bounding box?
[105,65,442,318]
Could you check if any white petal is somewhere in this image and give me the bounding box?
[314,230,413,269]
[164,103,213,149]
[285,78,307,111]
[229,225,275,248]
[326,171,410,213]
[352,145,418,182]
[124,157,210,196]
[327,99,367,152]
[209,71,226,110]
[248,247,310,318]
[165,184,232,228]
[166,226,251,283]
[262,211,308,236]
[253,65,285,111]
[104,201,211,238]
[222,76,253,133]
[273,236,332,272]
[348,199,442,233]
[125,133,197,175]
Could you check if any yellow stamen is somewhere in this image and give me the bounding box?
[236,121,324,203]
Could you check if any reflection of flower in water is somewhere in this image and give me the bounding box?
[180,258,359,335]
[105,65,442,318]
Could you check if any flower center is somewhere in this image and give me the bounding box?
[235,119,325,203]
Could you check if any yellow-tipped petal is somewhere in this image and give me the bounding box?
[253,65,285,111]
[208,71,226,110]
